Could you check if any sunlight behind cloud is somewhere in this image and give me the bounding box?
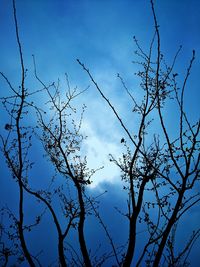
[82,121,122,188]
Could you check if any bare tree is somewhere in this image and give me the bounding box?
[1,0,199,267]
[0,1,91,266]
[0,0,37,265]
[77,1,200,266]
[32,58,96,267]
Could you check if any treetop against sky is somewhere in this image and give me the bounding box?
[0,0,200,266]
[1,0,199,187]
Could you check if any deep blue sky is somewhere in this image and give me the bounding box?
[1,0,200,134]
[0,0,200,266]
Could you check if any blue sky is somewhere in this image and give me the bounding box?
[0,0,200,266]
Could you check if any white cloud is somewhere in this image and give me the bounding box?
[81,121,122,188]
